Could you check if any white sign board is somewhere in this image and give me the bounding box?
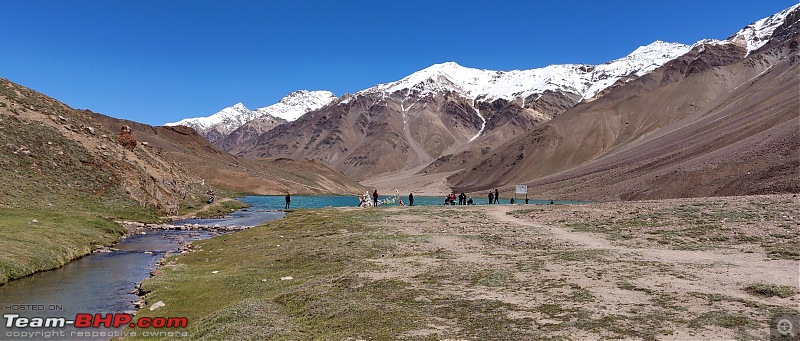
[515,184,527,194]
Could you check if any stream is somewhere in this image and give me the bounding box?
[0,209,284,340]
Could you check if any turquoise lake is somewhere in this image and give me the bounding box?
[240,195,579,210]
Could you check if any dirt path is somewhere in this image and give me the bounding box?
[489,205,615,249]
[489,204,798,287]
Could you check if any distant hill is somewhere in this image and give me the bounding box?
[93,116,366,196]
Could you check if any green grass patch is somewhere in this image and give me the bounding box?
[431,298,536,339]
[688,310,752,329]
[192,199,249,218]
[744,283,797,298]
[0,208,127,284]
[765,240,800,260]
[128,209,423,340]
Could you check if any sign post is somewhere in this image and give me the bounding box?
[515,184,527,204]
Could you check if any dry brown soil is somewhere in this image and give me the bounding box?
[356,194,799,339]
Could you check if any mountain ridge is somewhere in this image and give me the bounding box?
[167,4,798,199]
[171,4,799,140]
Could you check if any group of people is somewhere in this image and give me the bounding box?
[358,190,415,208]
[444,192,473,205]
[362,188,529,207]
[211,190,554,211]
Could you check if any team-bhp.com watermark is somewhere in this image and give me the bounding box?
[3,311,188,339]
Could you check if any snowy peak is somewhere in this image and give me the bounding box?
[728,3,800,54]
[584,41,690,99]
[359,41,691,102]
[259,90,337,122]
[165,90,337,136]
[166,102,255,133]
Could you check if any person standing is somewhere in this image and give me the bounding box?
[494,189,500,204]
[285,192,291,210]
[373,190,379,207]
[488,191,494,205]
[408,192,414,206]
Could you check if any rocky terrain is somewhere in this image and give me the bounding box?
[94,114,366,196]
[0,78,212,214]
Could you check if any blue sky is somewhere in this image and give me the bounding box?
[1,0,796,126]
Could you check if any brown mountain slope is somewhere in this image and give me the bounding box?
[241,89,541,181]
[447,24,799,200]
[219,115,286,154]
[92,116,366,196]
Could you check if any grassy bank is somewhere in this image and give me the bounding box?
[0,208,128,284]
[0,195,241,285]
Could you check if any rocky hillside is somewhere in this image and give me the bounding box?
[240,88,544,181]
[0,78,217,214]
[93,115,366,196]
[0,78,365,218]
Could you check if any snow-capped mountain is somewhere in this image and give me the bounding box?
[239,4,799,183]
[167,102,255,136]
[349,2,799,107]
[728,3,800,54]
[241,41,693,180]
[688,3,800,58]
[165,90,337,142]
[253,90,338,122]
[356,40,691,103]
